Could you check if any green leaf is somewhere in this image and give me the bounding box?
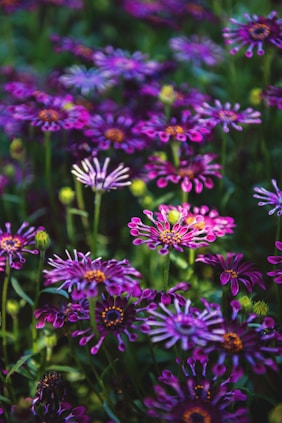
[0,394,11,405]
[11,277,34,306]
[6,352,36,381]
[68,207,89,217]
[40,287,69,299]
[103,401,121,423]
[45,365,80,373]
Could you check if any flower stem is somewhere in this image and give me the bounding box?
[92,191,102,256]
[74,176,92,248]
[2,261,11,369]
[88,295,99,338]
[163,251,171,292]
[44,131,52,195]
[32,250,46,352]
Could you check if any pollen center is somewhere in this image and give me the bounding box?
[159,229,182,245]
[104,128,125,143]
[248,23,271,40]
[38,109,60,122]
[225,269,238,278]
[166,125,185,136]
[0,235,22,252]
[182,406,211,423]
[223,332,243,353]
[84,269,106,283]
[194,385,211,401]
[218,110,237,123]
[178,168,194,179]
[102,306,124,327]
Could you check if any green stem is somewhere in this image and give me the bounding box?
[163,251,171,292]
[92,191,102,256]
[66,206,75,246]
[74,177,92,249]
[170,140,180,168]
[2,261,11,369]
[32,250,46,352]
[44,131,52,195]
[220,130,228,192]
[88,296,99,338]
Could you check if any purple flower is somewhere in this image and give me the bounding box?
[262,85,282,109]
[223,11,282,57]
[144,358,249,422]
[71,157,131,192]
[146,281,191,306]
[195,99,261,132]
[145,153,222,193]
[169,34,225,67]
[128,206,217,255]
[253,179,282,216]
[34,300,90,329]
[267,241,282,283]
[43,250,142,299]
[0,221,44,269]
[196,252,265,296]
[50,34,95,61]
[146,298,224,350]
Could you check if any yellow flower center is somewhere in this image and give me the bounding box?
[225,269,238,278]
[165,125,185,136]
[105,128,125,143]
[0,235,22,252]
[159,230,182,245]
[223,332,243,353]
[84,270,106,283]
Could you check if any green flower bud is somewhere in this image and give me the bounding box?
[158,85,177,105]
[130,179,147,197]
[10,138,25,161]
[167,210,181,224]
[35,230,51,251]
[253,300,269,317]
[59,186,75,206]
[238,296,253,313]
[269,404,282,423]
[7,299,20,316]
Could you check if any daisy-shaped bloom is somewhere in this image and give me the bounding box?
[72,292,153,354]
[195,99,261,133]
[267,241,282,283]
[50,34,95,62]
[145,153,222,194]
[223,11,282,57]
[59,65,114,96]
[146,281,191,306]
[128,206,217,255]
[196,252,265,296]
[93,46,160,81]
[43,250,142,299]
[262,85,282,109]
[5,81,36,100]
[134,110,211,144]
[146,298,224,351]
[71,157,131,193]
[144,360,248,422]
[9,94,89,132]
[0,221,44,269]
[83,113,146,154]
[253,178,282,216]
[169,35,225,67]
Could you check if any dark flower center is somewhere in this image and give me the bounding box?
[182,406,211,423]
[38,109,60,122]
[84,269,106,283]
[194,385,211,401]
[0,235,22,252]
[224,269,238,278]
[102,306,124,327]
[223,332,243,353]
[104,128,125,143]
[166,125,185,136]
[218,110,237,123]
[159,229,182,245]
[248,23,271,40]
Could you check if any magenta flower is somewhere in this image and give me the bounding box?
[145,153,222,193]
[34,300,90,329]
[169,34,225,67]
[71,157,131,192]
[128,206,217,255]
[195,99,261,132]
[262,85,282,109]
[253,179,282,216]
[50,34,95,61]
[196,252,265,296]
[223,11,282,57]
[267,241,282,283]
[0,221,44,269]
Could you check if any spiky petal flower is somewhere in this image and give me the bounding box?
[0,222,44,269]
[267,240,282,284]
[71,157,131,192]
[223,11,282,57]
[195,99,261,132]
[253,179,282,216]
[262,85,282,109]
[196,252,265,296]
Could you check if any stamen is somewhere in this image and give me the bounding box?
[223,332,243,353]
[105,128,125,143]
[38,109,60,122]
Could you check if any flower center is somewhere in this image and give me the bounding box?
[248,23,271,40]
[178,168,194,179]
[0,235,22,252]
[104,128,125,143]
[84,269,106,283]
[186,216,205,230]
[38,109,60,122]
[159,229,182,245]
[194,385,211,401]
[218,110,237,123]
[224,269,238,278]
[102,306,124,327]
[182,406,211,423]
[165,125,185,136]
[223,332,243,353]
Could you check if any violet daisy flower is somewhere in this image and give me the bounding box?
[145,281,191,306]
[262,85,282,109]
[195,99,261,132]
[223,11,282,57]
[43,250,142,299]
[59,65,114,96]
[169,35,225,67]
[144,359,249,422]
[71,157,131,193]
[128,206,217,255]
[196,252,265,296]
[267,240,282,283]
[0,222,44,269]
[145,153,222,194]
[83,112,146,154]
[253,179,282,216]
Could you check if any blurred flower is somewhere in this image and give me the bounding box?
[0,221,44,269]
[196,252,265,296]
[169,34,225,67]
[71,157,131,192]
[145,153,222,193]
[32,371,66,412]
[267,240,282,283]
[195,99,261,132]
[145,281,191,306]
[144,358,248,422]
[262,85,282,109]
[50,34,95,61]
[5,81,36,100]
[223,11,282,57]
[44,250,142,299]
[253,179,282,216]
[129,206,217,254]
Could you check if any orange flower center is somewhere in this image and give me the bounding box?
[102,306,124,327]
[223,332,243,353]
[105,128,125,143]
[178,168,194,179]
[182,406,211,423]
[38,109,60,122]
[159,229,182,245]
[218,110,237,122]
[248,23,271,40]
[84,269,106,283]
[225,269,238,278]
[0,235,22,252]
[165,125,184,136]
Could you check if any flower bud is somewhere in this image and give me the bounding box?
[158,85,177,105]
[35,230,50,251]
[253,300,269,317]
[59,186,75,206]
[130,179,147,197]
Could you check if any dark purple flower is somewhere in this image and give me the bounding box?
[195,99,261,132]
[267,240,282,283]
[196,252,265,295]
[262,85,282,109]
[34,300,90,329]
[145,153,222,193]
[0,221,44,269]
[50,34,95,62]
[253,179,282,216]
[223,11,282,57]
[5,81,36,100]
[145,281,191,306]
